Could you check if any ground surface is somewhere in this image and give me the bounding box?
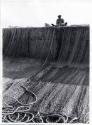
[3,57,89,123]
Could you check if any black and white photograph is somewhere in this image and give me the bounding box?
[1,0,92,124]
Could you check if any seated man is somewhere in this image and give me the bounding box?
[56,15,67,26]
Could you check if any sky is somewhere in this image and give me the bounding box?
[1,0,92,27]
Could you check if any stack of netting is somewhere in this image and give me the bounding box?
[3,26,89,65]
[3,27,57,61]
[56,26,89,64]
[3,28,30,57]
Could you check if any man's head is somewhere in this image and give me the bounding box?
[58,15,61,18]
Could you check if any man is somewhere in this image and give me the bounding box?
[56,15,67,26]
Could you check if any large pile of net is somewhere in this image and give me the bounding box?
[3,26,89,65]
[2,26,89,123]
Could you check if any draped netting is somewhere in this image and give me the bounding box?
[3,26,89,65]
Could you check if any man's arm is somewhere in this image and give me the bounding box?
[61,19,64,23]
